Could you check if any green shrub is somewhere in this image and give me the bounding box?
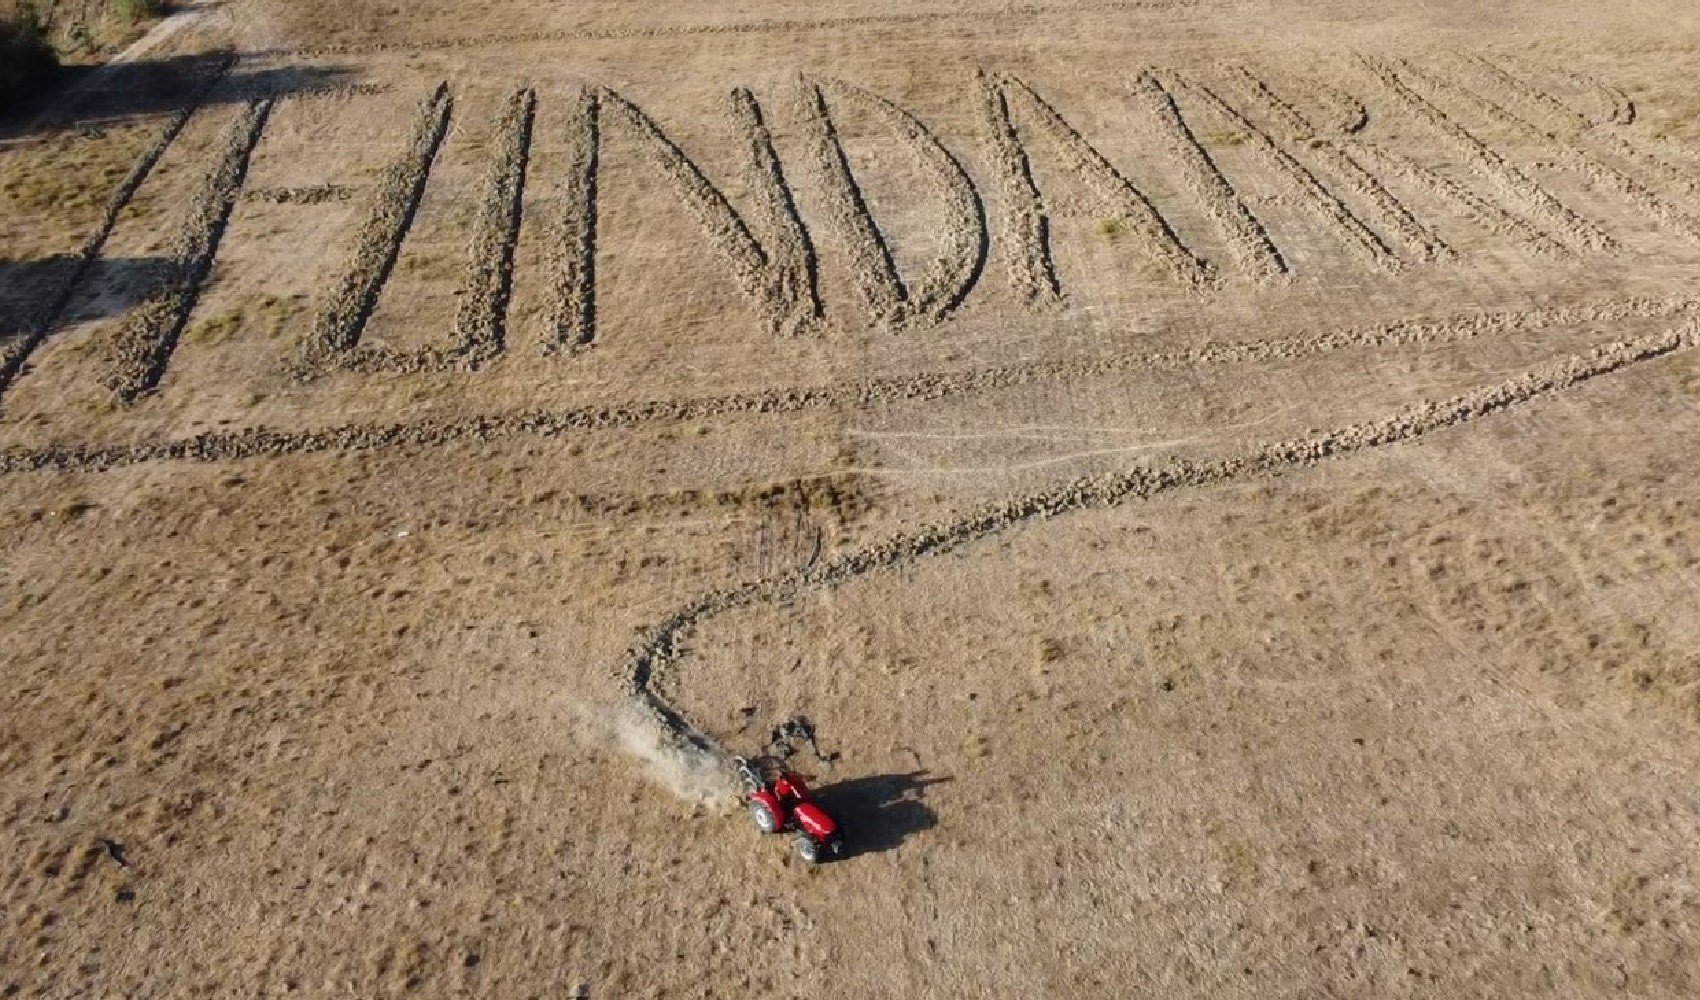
[110,0,163,25]
[0,4,59,115]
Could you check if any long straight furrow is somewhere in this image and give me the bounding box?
[599,88,816,338]
[979,71,1062,306]
[100,99,275,403]
[1180,75,1395,270]
[544,87,600,350]
[449,87,535,363]
[1135,71,1286,281]
[997,74,1213,287]
[1403,59,1700,243]
[0,56,232,408]
[1591,132,1700,201]
[796,80,908,324]
[1352,139,1568,255]
[730,87,821,337]
[818,79,987,325]
[622,321,1700,758]
[339,87,537,374]
[294,83,453,376]
[1223,65,1451,263]
[4,295,1687,476]
[1359,57,1613,254]
[1458,54,1592,132]
[1469,55,1700,202]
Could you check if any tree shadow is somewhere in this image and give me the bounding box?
[1,51,357,140]
[813,770,950,860]
[1,255,175,341]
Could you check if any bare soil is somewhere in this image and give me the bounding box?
[4,1,1700,997]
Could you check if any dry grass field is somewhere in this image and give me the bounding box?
[5,0,1700,996]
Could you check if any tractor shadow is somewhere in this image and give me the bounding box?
[813,770,950,860]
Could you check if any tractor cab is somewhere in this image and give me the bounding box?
[735,755,844,864]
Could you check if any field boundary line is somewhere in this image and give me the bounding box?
[2,295,1689,476]
[261,1,1205,58]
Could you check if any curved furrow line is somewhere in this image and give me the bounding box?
[2,295,1688,476]
[818,79,988,326]
[1350,140,1568,256]
[0,55,233,409]
[101,98,276,403]
[1551,67,1635,127]
[621,321,1700,760]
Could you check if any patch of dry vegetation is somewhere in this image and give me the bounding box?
[0,125,158,245]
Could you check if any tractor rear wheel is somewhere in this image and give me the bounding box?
[794,833,821,865]
[749,801,780,834]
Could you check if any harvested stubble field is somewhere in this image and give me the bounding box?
[5,0,1700,996]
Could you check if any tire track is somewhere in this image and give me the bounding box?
[3,295,1687,476]
[1178,74,1395,271]
[544,87,600,351]
[995,74,1213,288]
[979,70,1063,306]
[1222,65,1451,264]
[621,321,1700,759]
[345,87,537,373]
[1358,57,1613,254]
[100,98,276,403]
[599,87,817,338]
[1405,59,1700,244]
[0,56,232,409]
[294,82,453,376]
[1135,71,1286,281]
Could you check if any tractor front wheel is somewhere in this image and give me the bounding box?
[794,833,821,865]
[749,801,780,834]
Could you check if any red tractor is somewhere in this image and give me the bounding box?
[736,756,844,864]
